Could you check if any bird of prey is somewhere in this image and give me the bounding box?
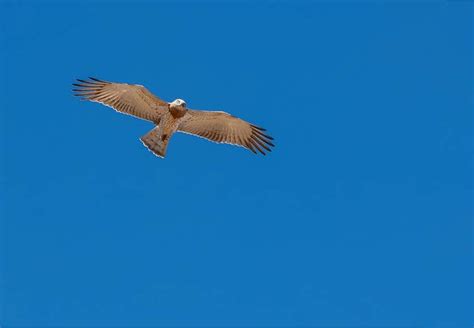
[72,77,274,158]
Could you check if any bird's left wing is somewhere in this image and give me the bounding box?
[177,110,274,155]
[73,77,167,123]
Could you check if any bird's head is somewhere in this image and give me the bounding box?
[168,98,188,118]
[170,98,187,109]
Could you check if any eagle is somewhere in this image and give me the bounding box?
[72,77,274,158]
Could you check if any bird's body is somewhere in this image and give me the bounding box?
[142,107,187,157]
[73,78,274,158]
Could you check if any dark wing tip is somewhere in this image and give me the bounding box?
[72,77,108,96]
[251,124,267,131]
[252,136,272,152]
[74,77,108,85]
[246,137,266,155]
[250,126,275,152]
[76,78,93,84]
[249,129,272,151]
[88,77,108,83]
[245,141,258,154]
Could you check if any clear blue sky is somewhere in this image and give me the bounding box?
[1,1,472,327]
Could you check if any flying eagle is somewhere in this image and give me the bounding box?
[72,77,274,158]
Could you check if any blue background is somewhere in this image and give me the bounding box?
[1,1,472,327]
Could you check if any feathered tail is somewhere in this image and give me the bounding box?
[140,126,171,158]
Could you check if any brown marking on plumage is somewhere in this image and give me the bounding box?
[169,107,187,118]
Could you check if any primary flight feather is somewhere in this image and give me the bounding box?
[72,77,275,158]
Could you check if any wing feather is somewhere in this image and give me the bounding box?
[72,77,167,123]
[177,110,274,155]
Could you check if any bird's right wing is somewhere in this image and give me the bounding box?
[73,77,168,123]
[177,110,274,155]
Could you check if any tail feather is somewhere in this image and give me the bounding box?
[140,127,170,158]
